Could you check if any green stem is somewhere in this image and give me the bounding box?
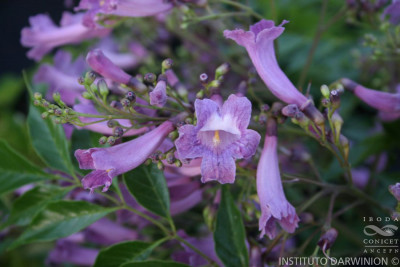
[123,205,170,236]
[218,0,264,20]
[175,235,219,266]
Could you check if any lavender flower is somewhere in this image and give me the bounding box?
[341,78,400,117]
[34,50,86,105]
[175,94,261,184]
[75,121,174,192]
[21,12,110,61]
[383,0,400,24]
[76,0,173,28]
[85,218,137,245]
[389,183,400,201]
[224,20,308,107]
[257,118,299,239]
[150,79,167,107]
[47,239,98,266]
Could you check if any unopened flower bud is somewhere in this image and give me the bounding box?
[157,161,164,170]
[196,90,204,99]
[330,90,341,110]
[301,101,325,128]
[282,104,299,118]
[185,117,193,124]
[331,112,343,137]
[258,113,267,125]
[261,104,270,112]
[127,77,147,92]
[144,158,152,165]
[320,85,330,99]
[34,92,42,100]
[216,63,230,78]
[53,117,62,124]
[110,100,123,110]
[166,152,175,164]
[162,58,173,70]
[339,135,349,160]
[318,228,338,251]
[125,91,136,103]
[168,131,179,140]
[33,100,41,106]
[52,92,61,103]
[144,73,156,83]
[54,109,63,116]
[200,73,208,83]
[113,127,124,138]
[42,100,49,108]
[82,92,92,99]
[90,83,99,94]
[99,136,107,145]
[107,136,116,145]
[85,71,96,85]
[209,79,221,88]
[321,98,330,107]
[107,120,118,128]
[121,98,131,107]
[299,212,314,224]
[41,112,49,119]
[78,77,85,85]
[174,159,182,167]
[48,109,54,114]
[96,79,109,97]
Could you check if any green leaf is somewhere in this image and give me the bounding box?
[123,164,170,218]
[121,261,189,267]
[0,139,50,195]
[93,238,167,267]
[2,185,71,228]
[214,185,249,267]
[27,104,72,173]
[9,200,117,249]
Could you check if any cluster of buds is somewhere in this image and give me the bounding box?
[146,148,182,170]
[196,62,230,99]
[33,92,77,125]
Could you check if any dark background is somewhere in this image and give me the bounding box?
[0,0,74,75]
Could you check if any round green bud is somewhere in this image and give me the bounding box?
[82,92,92,99]
[34,92,42,100]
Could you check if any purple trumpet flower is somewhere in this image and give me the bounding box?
[75,120,174,192]
[257,118,299,239]
[95,37,148,69]
[341,78,400,119]
[47,239,98,266]
[85,218,137,245]
[383,0,400,25]
[21,12,110,61]
[389,183,400,201]
[34,50,87,105]
[224,20,308,107]
[150,77,168,107]
[175,94,260,184]
[76,0,173,28]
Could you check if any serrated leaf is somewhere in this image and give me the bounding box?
[123,164,170,218]
[94,238,167,267]
[0,139,50,195]
[27,104,72,173]
[214,185,248,267]
[9,200,117,249]
[2,185,71,228]
[121,261,189,267]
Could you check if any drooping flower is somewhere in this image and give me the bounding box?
[224,20,308,107]
[383,0,400,25]
[389,183,400,201]
[341,78,400,119]
[256,118,299,239]
[21,12,110,61]
[75,120,174,192]
[224,20,324,126]
[149,78,167,107]
[47,239,98,266]
[76,0,173,28]
[34,50,87,105]
[95,37,148,69]
[175,94,260,184]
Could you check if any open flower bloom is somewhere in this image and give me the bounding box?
[76,0,173,28]
[21,12,110,61]
[257,119,299,239]
[341,78,400,120]
[95,37,148,69]
[73,102,148,136]
[175,94,260,184]
[34,51,86,105]
[383,0,400,25]
[75,120,174,192]
[224,20,308,107]
[150,79,167,107]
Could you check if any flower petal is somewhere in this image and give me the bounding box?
[194,98,220,128]
[201,150,236,184]
[175,125,204,159]
[221,94,252,131]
